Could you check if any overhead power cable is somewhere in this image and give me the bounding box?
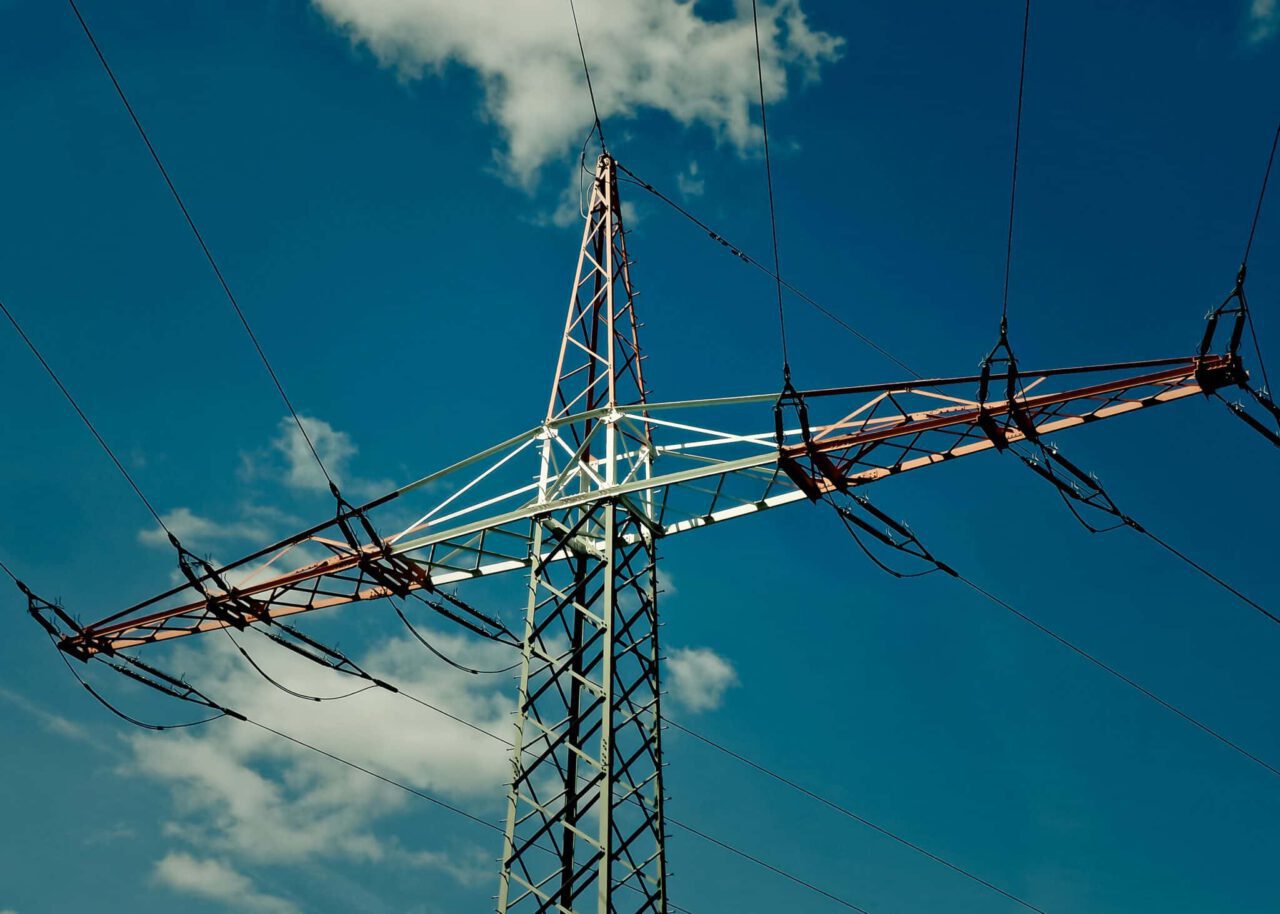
[262,710,872,913]
[66,0,335,490]
[44,631,226,731]
[1240,120,1280,397]
[1240,121,1280,274]
[1137,525,1277,627]
[1000,0,1032,324]
[1014,442,1278,627]
[244,718,697,914]
[749,0,791,381]
[202,610,1038,912]
[42,610,880,914]
[824,498,1280,781]
[188,588,1041,912]
[669,817,873,913]
[567,0,606,152]
[52,634,868,914]
[0,295,173,538]
[392,599,521,675]
[953,573,1280,779]
[614,162,925,381]
[222,626,380,703]
[667,721,1046,913]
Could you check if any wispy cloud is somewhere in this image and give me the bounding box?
[153,853,299,914]
[313,0,842,184]
[1246,0,1278,44]
[667,646,738,712]
[0,687,93,745]
[137,506,272,548]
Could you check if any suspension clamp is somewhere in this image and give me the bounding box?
[170,534,268,630]
[19,580,113,661]
[331,484,431,598]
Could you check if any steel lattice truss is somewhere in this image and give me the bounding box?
[51,155,1254,914]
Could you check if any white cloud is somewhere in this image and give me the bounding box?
[271,414,357,494]
[666,646,738,712]
[153,853,299,914]
[1247,0,1278,44]
[238,414,393,500]
[313,0,843,183]
[137,506,272,548]
[676,160,705,199]
[128,626,512,876]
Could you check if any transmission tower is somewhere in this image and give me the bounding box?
[34,154,1259,914]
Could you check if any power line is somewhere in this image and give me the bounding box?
[567,0,606,152]
[749,0,791,381]
[1000,0,1032,324]
[393,599,521,675]
[247,717,506,832]
[211,600,1041,911]
[1241,121,1280,273]
[45,631,226,732]
[668,817,874,913]
[614,162,925,381]
[0,295,172,538]
[1240,120,1280,397]
[245,717,697,914]
[955,572,1280,780]
[1015,441,1278,628]
[66,0,336,491]
[187,630,888,913]
[212,621,1037,912]
[222,626,380,703]
[825,494,1280,781]
[1136,525,1279,629]
[667,721,1046,913]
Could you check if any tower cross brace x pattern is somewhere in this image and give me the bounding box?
[54,155,1248,914]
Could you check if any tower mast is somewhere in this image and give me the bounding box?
[498,154,668,914]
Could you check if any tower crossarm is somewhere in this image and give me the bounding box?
[55,351,1236,657]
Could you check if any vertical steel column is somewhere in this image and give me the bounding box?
[497,156,667,914]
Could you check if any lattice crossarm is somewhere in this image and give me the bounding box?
[60,353,1236,658]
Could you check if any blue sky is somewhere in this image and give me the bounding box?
[1,1,1279,913]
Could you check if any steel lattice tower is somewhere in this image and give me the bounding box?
[498,154,668,914]
[32,152,1262,914]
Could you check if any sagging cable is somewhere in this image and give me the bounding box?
[1014,443,1134,534]
[392,599,520,676]
[221,625,378,702]
[414,589,520,647]
[1013,442,1278,626]
[163,514,422,690]
[259,620,398,693]
[29,590,239,731]
[827,494,957,580]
